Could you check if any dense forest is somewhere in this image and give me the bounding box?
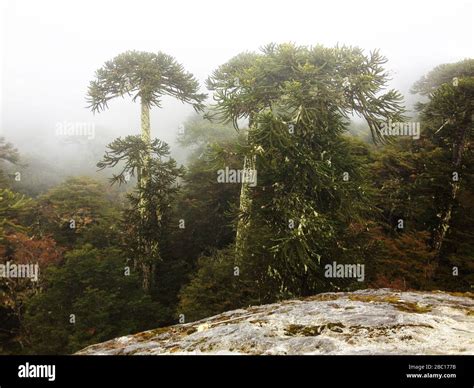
[0,44,472,355]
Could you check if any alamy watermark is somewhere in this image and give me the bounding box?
[324,261,365,282]
[0,261,39,282]
[380,119,420,140]
[55,121,95,140]
[217,167,257,187]
[18,363,55,382]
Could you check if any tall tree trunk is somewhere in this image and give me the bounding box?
[140,100,151,206]
[235,154,255,261]
[432,125,468,258]
[235,117,255,264]
[139,100,154,292]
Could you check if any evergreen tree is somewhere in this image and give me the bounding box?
[97,136,183,291]
[412,59,474,258]
[206,43,405,296]
[23,245,168,354]
[88,51,206,290]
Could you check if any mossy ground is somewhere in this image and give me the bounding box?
[348,294,432,313]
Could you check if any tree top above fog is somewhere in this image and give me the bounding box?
[87,50,207,112]
[411,58,474,96]
[206,43,405,143]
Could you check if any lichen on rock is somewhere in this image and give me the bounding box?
[76,289,474,355]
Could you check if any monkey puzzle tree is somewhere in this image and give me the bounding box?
[87,51,206,291]
[97,136,184,291]
[411,59,474,259]
[207,43,405,295]
[87,51,206,203]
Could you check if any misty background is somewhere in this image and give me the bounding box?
[0,0,472,190]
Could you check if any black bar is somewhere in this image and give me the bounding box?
[0,355,471,387]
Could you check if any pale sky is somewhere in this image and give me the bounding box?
[0,0,472,165]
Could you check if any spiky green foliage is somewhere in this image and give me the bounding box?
[98,136,183,290]
[240,114,374,296]
[87,50,207,111]
[411,59,474,96]
[412,59,474,256]
[205,43,404,296]
[365,59,474,290]
[88,51,206,291]
[207,43,405,143]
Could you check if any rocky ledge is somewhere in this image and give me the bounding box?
[77,288,474,355]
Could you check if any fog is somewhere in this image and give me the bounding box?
[0,0,472,181]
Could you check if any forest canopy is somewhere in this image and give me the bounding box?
[0,45,472,355]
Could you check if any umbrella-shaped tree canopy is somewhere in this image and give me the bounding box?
[87,50,207,111]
